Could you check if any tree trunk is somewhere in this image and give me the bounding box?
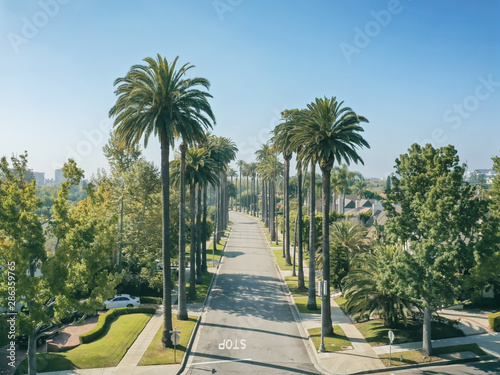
[263,181,268,226]
[196,186,202,283]
[284,156,291,265]
[297,168,305,290]
[422,307,432,356]
[307,162,318,310]
[202,183,208,272]
[188,184,197,301]
[160,132,173,347]
[27,332,37,375]
[270,180,276,242]
[321,165,333,335]
[177,143,187,320]
[239,168,242,212]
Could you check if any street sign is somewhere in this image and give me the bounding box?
[388,330,394,343]
[171,332,180,345]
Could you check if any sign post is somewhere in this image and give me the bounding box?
[318,280,327,352]
[170,329,181,362]
[388,330,394,365]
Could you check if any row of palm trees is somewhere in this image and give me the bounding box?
[239,98,370,335]
[109,54,236,347]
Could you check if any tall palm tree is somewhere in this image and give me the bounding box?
[109,55,215,344]
[291,96,369,335]
[272,109,297,266]
[237,160,245,212]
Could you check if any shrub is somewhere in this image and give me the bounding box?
[489,311,500,332]
[140,296,163,304]
[79,306,156,344]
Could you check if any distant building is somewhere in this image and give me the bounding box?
[54,169,66,184]
[33,172,45,185]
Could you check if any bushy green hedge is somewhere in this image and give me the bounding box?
[489,311,500,332]
[79,306,156,344]
[140,296,163,304]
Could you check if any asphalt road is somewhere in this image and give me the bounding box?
[183,212,320,374]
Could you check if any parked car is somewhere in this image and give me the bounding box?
[17,322,62,348]
[104,294,140,309]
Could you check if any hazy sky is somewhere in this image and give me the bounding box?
[1,0,499,179]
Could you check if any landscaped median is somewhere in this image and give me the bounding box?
[15,307,155,374]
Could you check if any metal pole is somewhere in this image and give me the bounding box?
[319,280,326,352]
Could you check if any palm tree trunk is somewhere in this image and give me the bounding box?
[285,156,291,265]
[160,133,173,347]
[270,180,276,242]
[297,168,305,290]
[239,168,242,212]
[188,184,197,301]
[307,162,318,310]
[202,183,208,272]
[177,143,188,320]
[196,186,203,284]
[321,165,334,335]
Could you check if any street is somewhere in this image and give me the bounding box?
[183,212,320,374]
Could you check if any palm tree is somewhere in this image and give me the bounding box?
[272,109,297,266]
[237,160,245,212]
[255,144,272,225]
[291,97,369,335]
[109,55,215,344]
[343,245,413,328]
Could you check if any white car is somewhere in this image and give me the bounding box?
[104,294,140,309]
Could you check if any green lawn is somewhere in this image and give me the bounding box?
[15,313,152,374]
[294,297,322,314]
[334,296,347,314]
[285,275,309,297]
[205,239,226,265]
[356,319,465,347]
[138,316,197,365]
[379,343,487,367]
[273,250,292,270]
[308,326,352,352]
[187,271,215,303]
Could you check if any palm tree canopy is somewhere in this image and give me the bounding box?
[291,97,370,172]
[109,54,215,150]
[330,220,370,253]
[271,109,300,159]
[170,147,219,188]
[206,134,238,172]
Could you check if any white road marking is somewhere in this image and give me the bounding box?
[191,358,253,366]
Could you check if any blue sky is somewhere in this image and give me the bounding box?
[1,0,499,179]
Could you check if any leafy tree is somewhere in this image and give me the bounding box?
[109,54,215,346]
[0,156,120,375]
[384,143,495,355]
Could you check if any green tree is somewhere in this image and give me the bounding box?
[343,245,413,327]
[291,97,369,335]
[109,54,215,346]
[384,143,495,355]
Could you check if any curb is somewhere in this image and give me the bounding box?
[350,354,496,374]
[177,226,231,374]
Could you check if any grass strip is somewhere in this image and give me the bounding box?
[187,271,215,304]
[15,313,152,374]
[356,319,465,347]
[294,297,322,314]
[138,315,197,365]
[308,326,352,352]
[285,275,309,297]
[379,343,486,367]
[273,250,292,270]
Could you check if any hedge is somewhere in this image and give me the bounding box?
[489,311,500,332]
[79,306,156,344]
[140,296,163,304]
